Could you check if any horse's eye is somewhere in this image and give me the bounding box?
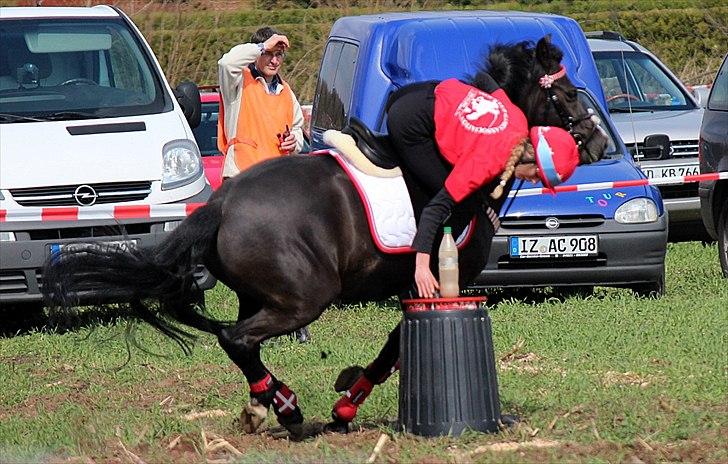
[565,89,578,100]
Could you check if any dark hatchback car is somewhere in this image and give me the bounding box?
[699,53,728,277]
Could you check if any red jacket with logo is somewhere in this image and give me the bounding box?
[434,78,529,202]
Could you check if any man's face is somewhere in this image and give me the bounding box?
[255,50,285,80]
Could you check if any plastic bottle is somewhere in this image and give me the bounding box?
[438,226,459,298]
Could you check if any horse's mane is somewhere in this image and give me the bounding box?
[469,39,563,101]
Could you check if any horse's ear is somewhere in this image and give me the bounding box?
[535,35,563,72]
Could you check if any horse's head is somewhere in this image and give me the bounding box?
[483,36,608,165]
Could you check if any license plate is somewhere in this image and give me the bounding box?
[641,163,699,179]
[510,235,598,258]
[49,239,137,257]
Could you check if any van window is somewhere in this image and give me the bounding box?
[707,57,728,111]
[312,40,358,131]
[0,18,170,121]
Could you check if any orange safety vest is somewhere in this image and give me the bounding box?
[217,68,294,172]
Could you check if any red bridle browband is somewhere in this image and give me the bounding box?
[538,65,567,89]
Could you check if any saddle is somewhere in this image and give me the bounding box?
[341,117,399,170]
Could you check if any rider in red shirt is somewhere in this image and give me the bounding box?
[386,75,580,298]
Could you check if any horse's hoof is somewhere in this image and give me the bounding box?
[285,422,305,441]
[323,420,350,434]
[239,399,268,434]
[334,365,364,392]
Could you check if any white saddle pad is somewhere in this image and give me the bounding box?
[325,150,472,254]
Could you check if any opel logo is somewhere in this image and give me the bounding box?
[73,184,98,206]
[545,217,560,230]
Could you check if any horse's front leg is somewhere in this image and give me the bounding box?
[327,322,401,433]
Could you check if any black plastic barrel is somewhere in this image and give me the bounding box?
[398,297,501,437]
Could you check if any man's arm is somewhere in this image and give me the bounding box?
[217,43,261,100]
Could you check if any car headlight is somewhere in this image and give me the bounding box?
[615,198,659,224]
[162,139,203,190]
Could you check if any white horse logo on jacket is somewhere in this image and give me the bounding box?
[464,95,500,123]
[456,89,509,134]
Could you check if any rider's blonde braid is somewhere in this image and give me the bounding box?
[490,137,534,199]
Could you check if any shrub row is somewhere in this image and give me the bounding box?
[134,4,726,102]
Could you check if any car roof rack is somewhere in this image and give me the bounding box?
[585,30,628,42]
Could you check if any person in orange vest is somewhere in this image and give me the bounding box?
[217,27,305,179]
[218,27,310,343]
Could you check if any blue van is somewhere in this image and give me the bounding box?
[310,11,667,296]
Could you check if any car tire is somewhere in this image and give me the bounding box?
[718,201,728,278]
[631,272,666,299]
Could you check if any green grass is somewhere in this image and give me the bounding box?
[0,242,726,462]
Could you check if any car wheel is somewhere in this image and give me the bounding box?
[718,201,728,278]
[631,272,666,298]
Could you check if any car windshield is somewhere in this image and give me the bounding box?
[0,17,170,122]
[593,51,695,113]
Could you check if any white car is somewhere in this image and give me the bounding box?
[587,31,705,241]
[0,6,214,310]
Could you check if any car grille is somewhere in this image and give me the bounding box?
[629,139,699,161]
[0,271,27,295]
[9,181,152,207]
[499,215,605,230]
[28,223,152,240]
[657,182,698,200]
[0,265,208,299]
[497,254,607,269]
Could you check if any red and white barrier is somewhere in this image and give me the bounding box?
[509,171,728,198]
[1,171,726,222]
[0,202,205,223]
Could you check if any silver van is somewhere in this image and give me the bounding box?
[587,31,705,241]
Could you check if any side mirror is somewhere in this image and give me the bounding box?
[174,81,201,129]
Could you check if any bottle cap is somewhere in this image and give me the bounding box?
[443,226,452,234]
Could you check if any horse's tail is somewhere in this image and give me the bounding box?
[42,199,229,348]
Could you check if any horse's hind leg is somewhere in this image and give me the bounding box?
[218,301,318,439]
[327,323,401,432]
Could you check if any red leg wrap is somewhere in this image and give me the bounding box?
[249,372,274,394]
[332,375,374,423]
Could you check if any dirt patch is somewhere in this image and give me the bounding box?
[498,339,566,377]
[601,371,658,388]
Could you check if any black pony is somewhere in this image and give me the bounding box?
[43,37,607,438]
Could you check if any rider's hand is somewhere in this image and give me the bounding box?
[415,252,439,298]
[263,34,289,53]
